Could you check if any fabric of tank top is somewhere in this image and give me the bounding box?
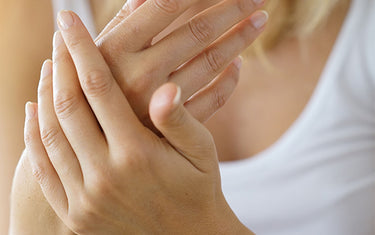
[51,1,375,234]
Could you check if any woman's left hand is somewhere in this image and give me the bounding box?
[24,20,252,235]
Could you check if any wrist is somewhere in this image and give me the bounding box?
[212,195,254,235]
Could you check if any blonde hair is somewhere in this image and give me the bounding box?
[252,0,347,54]
[104,0,347,52]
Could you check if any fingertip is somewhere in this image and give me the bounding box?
[57,10,76,30]
[233,56,243,70]
[53,31,64,49]
[24,102,39,149]
[172,85,181,106]
[41,60,53,79]
[25,102,37,121]
[149,83,180,124]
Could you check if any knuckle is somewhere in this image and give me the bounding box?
[54,90,78,119]
[153,0,180,14]
[31,164,47,184]
[40,127,60,150]
[236,0,255,14]
[81,70,112,98]
[88,170,115,196]
[53,46,72,64]
[66,37,83,52]
[115,7,129,22]
[204,47,226,73]
[118,145,151,172]
[24,131,34,147]
[189,17,215,45]
[212,87,227,110]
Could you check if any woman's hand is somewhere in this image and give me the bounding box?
[88,0,267,128]
[24,15,253,234]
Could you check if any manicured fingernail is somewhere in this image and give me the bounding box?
[53,31,63,48]
[25,102,35,120]
[252,0,264,5]
[57,10,74,30]
[173,85,181,106]
[41,60,52,78]
[233,56,243,70]
[250,10,269,29]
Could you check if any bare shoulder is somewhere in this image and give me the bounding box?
[9,152,75,235]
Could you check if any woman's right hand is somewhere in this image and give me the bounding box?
[82,0,267,128]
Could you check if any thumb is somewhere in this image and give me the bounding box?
[149,83,217,171]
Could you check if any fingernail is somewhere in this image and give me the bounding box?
[252,0,264,5]
[41,60,52,78]
[25,102,35,120]
[57,10,74,30]
[250,10,269,29]
[53,31,63,48]
[233,56,243,70]
[173,85,181,106]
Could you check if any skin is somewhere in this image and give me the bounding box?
[206,0,351,161]
[23,16,251,232]
[10,0,266,233]
[3,0,351,234]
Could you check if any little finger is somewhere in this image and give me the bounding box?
[24,102,69,218]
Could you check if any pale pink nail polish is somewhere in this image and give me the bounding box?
[173,85,182,106]
[250,11,269,29]
[57,10,74,30]
[233,57,243,70]
[252,0,264,5]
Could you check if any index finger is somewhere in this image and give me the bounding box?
[57,10,145,146]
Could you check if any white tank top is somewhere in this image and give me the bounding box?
[51,1,375,234]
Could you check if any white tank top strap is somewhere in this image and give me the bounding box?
[51,0,97,38]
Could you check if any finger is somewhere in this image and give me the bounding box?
[52,31,106,166]
[148,0,264,72]
[170,10,268,101]
[185,57,241,123]
[95,0,146,42]
[24,102,68,218]
[98,0,200,52]
[57,11,145,146]
[150,83,216,173]
[37,59,83,195]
